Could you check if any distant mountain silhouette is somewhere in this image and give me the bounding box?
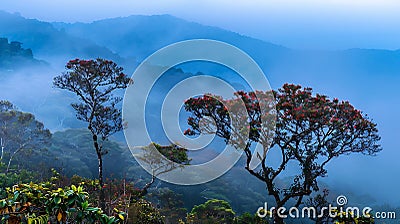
[51,14,400,86]
[0,10,122,64]
[52,14,287,61]
[0,37,45,70]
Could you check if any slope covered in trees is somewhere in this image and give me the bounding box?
[0,37,44,70]
[0,11,122,64]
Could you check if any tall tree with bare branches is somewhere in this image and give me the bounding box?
[53,58,131,210]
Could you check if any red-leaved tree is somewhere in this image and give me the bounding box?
[184,83,381,223]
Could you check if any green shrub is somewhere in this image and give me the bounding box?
[0,182,125,223]
[187,199,235,224]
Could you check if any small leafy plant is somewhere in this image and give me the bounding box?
[0,181,125,223]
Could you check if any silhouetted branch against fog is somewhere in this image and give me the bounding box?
[53,58,131,211]
[184,83,382,224]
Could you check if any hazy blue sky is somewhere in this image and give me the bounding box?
[2,0,400,50]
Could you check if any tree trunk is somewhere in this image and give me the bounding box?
[1,137,4,161]
[273,215,285,224]
[92,133,106,212]
[6,150,18,174]
[5,142,27,174]
[98,151,106,212]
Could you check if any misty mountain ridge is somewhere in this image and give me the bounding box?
[52,14,287,60]
[50,14,400,76]
[0,10,123,67]
[0,37,46,72]
[1,10,398,80]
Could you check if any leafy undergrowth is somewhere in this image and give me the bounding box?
[0,181,126,224]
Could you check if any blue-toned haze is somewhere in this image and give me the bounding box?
[2,0,400,50]
[0,0,399,212]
